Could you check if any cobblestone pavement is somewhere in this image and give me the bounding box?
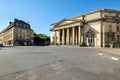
[0,46,120,80]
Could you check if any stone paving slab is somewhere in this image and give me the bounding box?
[94,48,120,56]
[0,46,120,80]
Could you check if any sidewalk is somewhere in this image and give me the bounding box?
[90,47,120,62]
[49,45,120,55]
[93,48,120,56]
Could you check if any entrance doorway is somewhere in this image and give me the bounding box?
[86,29,95,46]
[87,35,94,46]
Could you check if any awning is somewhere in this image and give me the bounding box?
[15,40,27,42]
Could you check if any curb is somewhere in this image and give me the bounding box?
[99,53,119,61]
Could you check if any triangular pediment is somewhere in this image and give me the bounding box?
[54,18,80,28]
[87,29,95,33]
[86,28,99,35]
[57,19,74,26]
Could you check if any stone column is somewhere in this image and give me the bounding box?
[62,29,65,45]
[81,27,84,44]
[103,25,105,48]
[92,36,94,46]
[75,27,78,45]
[78,26,81,45]
[58,30,60,45]
[54,30,57,45]
[72,27,75,45]
[67,28,69,45]
[86,37,89,46]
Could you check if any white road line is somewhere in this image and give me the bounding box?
[111,57,119,61]
[99,53,119,61]
[99,53,104,56]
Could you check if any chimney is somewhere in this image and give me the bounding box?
[14,18,18,22]
[9,22,12,24]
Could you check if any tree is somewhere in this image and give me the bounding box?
[34,36,41,45]
[34,33,37,36]
[46,36,50,41]
[33,33,50,46]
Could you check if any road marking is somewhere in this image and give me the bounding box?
[99,53,119,61]
[99,53,104,56]
[111,57,119,61]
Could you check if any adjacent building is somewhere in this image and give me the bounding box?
[0,19,34,46]
[50,9,120,47]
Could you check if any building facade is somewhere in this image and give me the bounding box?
[0,19,34,46]
[50,9,120,47]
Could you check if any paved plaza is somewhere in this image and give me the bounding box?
[93,47,120,56]
[0,46,120,80]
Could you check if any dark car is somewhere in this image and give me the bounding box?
[115,42,120,48]
[0,44,3,47]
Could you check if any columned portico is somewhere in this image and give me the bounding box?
[57,26,82,46]
[54,26,97,47]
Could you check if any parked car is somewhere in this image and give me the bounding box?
[0,44,3,47]
[115,42,120,48]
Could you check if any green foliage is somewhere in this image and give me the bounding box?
[33,33,50,45]
[45,36,50,42]
[34,33,37,36]
[111,41,115,45]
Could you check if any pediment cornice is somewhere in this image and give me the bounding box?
[54,18,83,28]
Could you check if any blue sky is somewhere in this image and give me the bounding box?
[0,0,120,36]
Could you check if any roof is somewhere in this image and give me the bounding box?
[51,8,120,27]
[73,8,120,18]
[1,23,14,33]
[0,18,33,33]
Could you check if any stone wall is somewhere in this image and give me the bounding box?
[85,12,101,21]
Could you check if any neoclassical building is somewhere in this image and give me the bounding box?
[0,19,34,46]
[50,9,120,47]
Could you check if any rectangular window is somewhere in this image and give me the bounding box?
[16,35,18,39]
[117,26,119,32]
[20,23,22,27]
[24,24,26,28]
[117,35,120,42]
[15,28,18,32]
[109,25,112,32]
[20,28,22,32]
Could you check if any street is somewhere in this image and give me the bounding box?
[0,46,120,80]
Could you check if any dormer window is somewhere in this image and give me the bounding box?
[16,23,19,26]
[27,25,29,28]
[24,24,26,28]
[20,23,22,27]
